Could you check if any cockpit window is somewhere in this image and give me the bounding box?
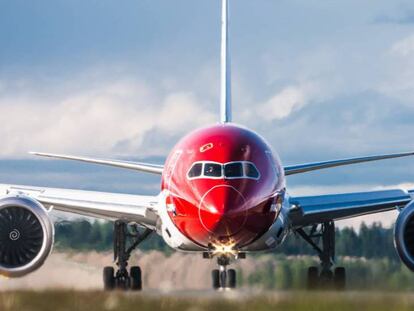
[187,161,260,180]
[188,163,203,178]
[224,162,243,178]
[244,162,260,179]
[204,163,222,177]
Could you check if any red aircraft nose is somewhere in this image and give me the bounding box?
[198,185,248,238]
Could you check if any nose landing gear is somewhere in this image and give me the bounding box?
[211,255,237,290]
[205,244,244,290]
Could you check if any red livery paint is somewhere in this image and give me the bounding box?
[162,123,285,248]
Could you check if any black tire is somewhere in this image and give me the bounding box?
[126,277,131,289]
[103,266,115,291]
[212,269,220,290]
[334,267,346,290]
[130,266,142,291]
[228,269,236,289]
[307,266,319,290]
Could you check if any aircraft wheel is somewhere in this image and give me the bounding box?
[228,269,236,289]
[212,269,220,290]
[130,266,142,291]
[307,266,319,290]
[103,266,115,291]
[334,267,346,290]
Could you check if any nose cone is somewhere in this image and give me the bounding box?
[198,185,247,238]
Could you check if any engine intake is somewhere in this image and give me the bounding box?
[0,196,54,278]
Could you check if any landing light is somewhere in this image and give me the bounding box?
[212,242,237,256]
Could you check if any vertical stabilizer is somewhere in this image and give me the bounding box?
[220,0,232,123]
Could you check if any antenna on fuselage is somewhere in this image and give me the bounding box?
[220,0,232,123]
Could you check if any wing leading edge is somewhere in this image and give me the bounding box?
[289,189,414,227]
[0,184,160,228]
[284,151,414,176]
[30,152,164,175]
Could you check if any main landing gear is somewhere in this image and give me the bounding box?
[296,221,346,290]
[103,220,153,291]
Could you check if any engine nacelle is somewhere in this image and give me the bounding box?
[0,196,54,278]
[394,200,414,271]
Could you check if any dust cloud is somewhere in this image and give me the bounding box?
[0,251,265,291]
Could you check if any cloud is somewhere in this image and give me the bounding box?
[256,83,320,121]
[376,33,414,104]
[157,92,214,132]
[390,34,414,56]
[0,76,215,158]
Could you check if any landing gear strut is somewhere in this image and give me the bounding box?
[297,221,346,290]
[103,220,152,291]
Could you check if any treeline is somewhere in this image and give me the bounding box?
[242,256,414,290]
[54,221,170,253]
[54,220,400,260]
[283,222,399,261]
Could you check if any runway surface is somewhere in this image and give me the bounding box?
[1,290,414,311]
[1,252,414,311]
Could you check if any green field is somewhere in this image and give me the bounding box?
[1,291,414,311]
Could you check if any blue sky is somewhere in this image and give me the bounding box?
[1,0,414,226]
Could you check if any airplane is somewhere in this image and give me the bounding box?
[1,0,414,291]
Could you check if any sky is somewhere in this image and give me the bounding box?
[1,0,414,227]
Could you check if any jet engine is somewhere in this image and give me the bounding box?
[394,200,414,271]
[0,196,54,277]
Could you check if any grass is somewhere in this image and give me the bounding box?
[1,291,414,311]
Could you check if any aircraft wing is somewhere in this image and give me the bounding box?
[30,152,164,175]
[284,151,414,176]
[0,184,160,229]
[289,189,414,227]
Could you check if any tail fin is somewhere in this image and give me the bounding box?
[220,0,232,123]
